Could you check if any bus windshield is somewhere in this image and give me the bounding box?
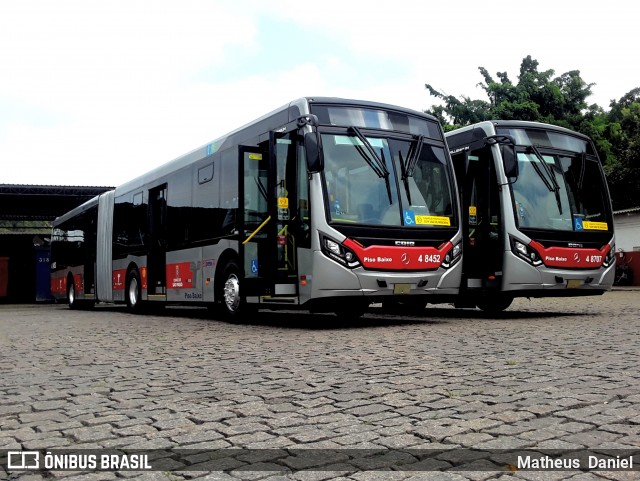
[511,150,610,232]
[322,133,455,228]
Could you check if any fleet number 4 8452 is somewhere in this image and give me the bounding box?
[419,254,441,263]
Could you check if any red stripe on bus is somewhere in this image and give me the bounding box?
[529,241,611,268]
[343,239,452,271]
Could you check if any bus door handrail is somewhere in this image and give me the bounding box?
[243,216,271,245]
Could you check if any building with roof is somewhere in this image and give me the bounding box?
[0,185,112,303]
[613,206,640,252]
[613,206,640,286]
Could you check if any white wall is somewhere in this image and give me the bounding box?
[614,212,640,251]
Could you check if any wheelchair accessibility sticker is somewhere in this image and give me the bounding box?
[404,210,451,227]
[574,216,583,231]
[404,210,416,225]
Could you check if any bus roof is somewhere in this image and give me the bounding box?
[445,120,593,151]
[446,120,591,140]
[115,97,438,196]
[52,194,101,227]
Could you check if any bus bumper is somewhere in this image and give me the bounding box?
[309,251,461,301]
[502,251,615,294]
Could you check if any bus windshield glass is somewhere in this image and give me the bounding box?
[322,133,456,228]
[500,129,610,232]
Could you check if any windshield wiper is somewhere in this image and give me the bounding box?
[527,145,562,215]
[399,150,412,205]
[404,135,424,179]
[350,127,392,204]
[578,151,586,191]
[398,135,425,206]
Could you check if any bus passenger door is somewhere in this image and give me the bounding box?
[271,131,299,293]
[461,149,503,289]
[148,184,167,296]
[240,132,299,299]
[240,146,272,297]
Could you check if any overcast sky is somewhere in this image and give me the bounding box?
[2,0,638,187]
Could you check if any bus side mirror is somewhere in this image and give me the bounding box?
[305,131,323,173]
[501,144,518,178]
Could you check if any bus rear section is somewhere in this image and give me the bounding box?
[447,121,615,312]
[50,197,101,308]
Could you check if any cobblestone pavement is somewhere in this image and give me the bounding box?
[1,290,639,481]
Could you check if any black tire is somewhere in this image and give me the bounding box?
[334,302,368,319]
[67,277,78,310]
[126,269,143,313]
[217,259,252,321]
[381,298,427,316]
[476,294,513,314]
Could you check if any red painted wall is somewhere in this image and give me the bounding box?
[616,251,640,286]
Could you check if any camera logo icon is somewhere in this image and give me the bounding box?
[8,451,40,469]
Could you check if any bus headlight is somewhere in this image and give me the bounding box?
[320,234,361,269]
[441,242,462,269]
[602,245,615,268]
[510,236,542,266]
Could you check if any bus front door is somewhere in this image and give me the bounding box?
[240,135,298,301]
[462,150,503,291]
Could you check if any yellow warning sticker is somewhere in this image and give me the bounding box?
[469,206,477,216]
[278,197,289,209]
[583,221,608,231]
[248,153,262,160]
[416,215,451,226]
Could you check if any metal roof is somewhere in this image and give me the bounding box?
[614,206,640,215]
[0,184,113,223]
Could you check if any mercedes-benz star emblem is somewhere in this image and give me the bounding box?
[401,253,410,265]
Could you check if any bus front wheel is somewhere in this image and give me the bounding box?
[334,301,368,320]
[218,260,252,321]
[476,294,513,314]
[381,299,427,316]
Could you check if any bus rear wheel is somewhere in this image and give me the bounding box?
[126,269,143,313]
[67,277,78,310]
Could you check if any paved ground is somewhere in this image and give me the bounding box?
[1,290,639,481]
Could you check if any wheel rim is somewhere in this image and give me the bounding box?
[223,274,240,312]
[128,277,139,307]
[68,283,75,305]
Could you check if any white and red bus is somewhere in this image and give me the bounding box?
[51,97,462,319]
[446,120,615,312]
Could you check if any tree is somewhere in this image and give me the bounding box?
[425,56,593,130]
[604,95,640,209]
[425,56,640,210]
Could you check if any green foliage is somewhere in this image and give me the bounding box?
[425,56,640,210]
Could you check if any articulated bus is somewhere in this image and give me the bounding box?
[445,120,615,312]
[51,97,462,319]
